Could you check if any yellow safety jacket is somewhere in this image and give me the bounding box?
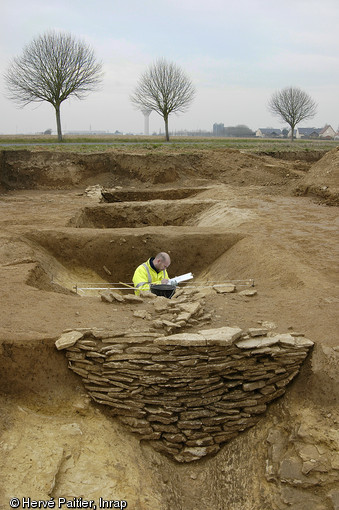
[132,258,169,295]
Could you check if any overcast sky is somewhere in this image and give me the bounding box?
[1,0,338,135]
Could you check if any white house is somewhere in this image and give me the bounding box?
[319,125,336,139]
[255,128,282,138]
[296,128,322,139]
[295,125,336,139]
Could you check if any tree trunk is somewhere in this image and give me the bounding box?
[55,104,63,142]
[290,124,295,142]
[164,116,169,142]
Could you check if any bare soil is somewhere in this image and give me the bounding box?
[0,147,338,509]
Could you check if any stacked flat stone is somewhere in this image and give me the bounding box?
[59,326,314,462]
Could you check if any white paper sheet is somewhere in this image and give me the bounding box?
[168,272,194,285]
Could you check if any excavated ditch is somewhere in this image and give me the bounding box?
[68,200,214,228]
[101,187,209,202]
[25,228,242,293]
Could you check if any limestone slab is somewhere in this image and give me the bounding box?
[199,326,243,345]
[154,333,206,346]
[275,334,314,348]
[213,284,236,293]
[55,331,84,350]
[235,336,280,349]
[248,328,268,337]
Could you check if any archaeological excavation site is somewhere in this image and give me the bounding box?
[0,146,338,509]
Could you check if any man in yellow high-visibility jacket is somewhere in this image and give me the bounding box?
[133,252,171,295]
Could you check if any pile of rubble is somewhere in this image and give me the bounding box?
[100,289,212,334]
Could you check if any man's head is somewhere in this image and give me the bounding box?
[153,252,171,272]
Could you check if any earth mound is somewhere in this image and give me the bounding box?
[295,146,339,205]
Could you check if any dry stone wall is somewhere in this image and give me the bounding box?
[57,326,314,463]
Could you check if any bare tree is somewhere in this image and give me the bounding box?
[130,58,195,141]
[268,86,317,141]
[4,31,103,141]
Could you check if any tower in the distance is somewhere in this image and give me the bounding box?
[141,109,151,135]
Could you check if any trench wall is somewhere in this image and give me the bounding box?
[0,150,201,189]
[255,150,326,162]
[0,149,328,191]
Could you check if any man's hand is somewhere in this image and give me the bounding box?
[161,278,169,284]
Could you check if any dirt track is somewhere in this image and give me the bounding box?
[0,147,338,509]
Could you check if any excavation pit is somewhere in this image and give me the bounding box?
[101,187,209,202]
[68,200,214,228]
[1,147,338,508]
[25,228,243,294]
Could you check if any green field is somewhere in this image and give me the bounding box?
[0,134,337,154]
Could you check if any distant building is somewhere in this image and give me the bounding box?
[213,123,225,136]
[212,123,254,137]
[319,125,336,139]
[293,125,336,139]
[65,130,109,135]
[255,128,282,138]
[295,127,322,139]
